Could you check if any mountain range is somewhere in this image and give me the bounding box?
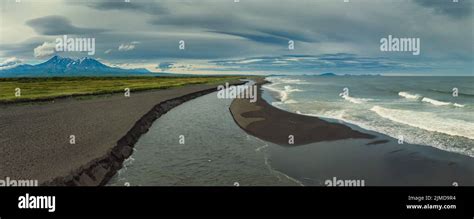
[0,56,151,77]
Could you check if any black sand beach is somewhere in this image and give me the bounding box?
[0,80,243,186]
[229,79,474,186]
[230,78,375,146]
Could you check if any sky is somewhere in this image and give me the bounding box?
[0,0,473,75]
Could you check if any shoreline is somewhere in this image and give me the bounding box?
[229,78,376,146]
[229,78,474,186]
[0,80,245,186]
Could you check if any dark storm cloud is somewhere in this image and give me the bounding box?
[26,16,107,35]
[414,0,473,18]
[207,29,316,45]
[207,31,290,45]
[148,13,239,30]
[257,29,317,43]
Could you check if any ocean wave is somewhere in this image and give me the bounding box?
[370,106,474,140]
[284,99,298,104]
[263,84,282,94]
[290,107,473,157]
[398,91,465,107]
[421,97,465,107]
[280,86,302,102]
[340,95,372,104]
[263,84,302,102]
[398,91,421,100]
[421,97,450,106]
[284,85,303,92]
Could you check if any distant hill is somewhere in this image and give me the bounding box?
[0,56,151,77]
[319,72,337,76]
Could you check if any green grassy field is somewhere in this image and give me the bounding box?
[0,76,242,103]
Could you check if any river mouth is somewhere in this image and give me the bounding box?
[107,87,300,186]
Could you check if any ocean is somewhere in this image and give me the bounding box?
[263,76,474,157]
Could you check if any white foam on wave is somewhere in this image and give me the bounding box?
[421,97,450,106]
[398,91,421,99]
[284,85,302,92]
[262,83,280,92]
[263,83,302,103]
[280,86,302,102]
[292,107,473,157]
[284,99,298,104]
[264,77,308,103]
[272,100,474,157]
[370,106,474,140]
[398,91,466,108]
[340,95,372,104]
[262,84,284,100]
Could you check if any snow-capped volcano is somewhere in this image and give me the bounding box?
[0,56,150,77]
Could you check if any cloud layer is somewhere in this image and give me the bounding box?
[0,0,472,75]
[26,15,107,35]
